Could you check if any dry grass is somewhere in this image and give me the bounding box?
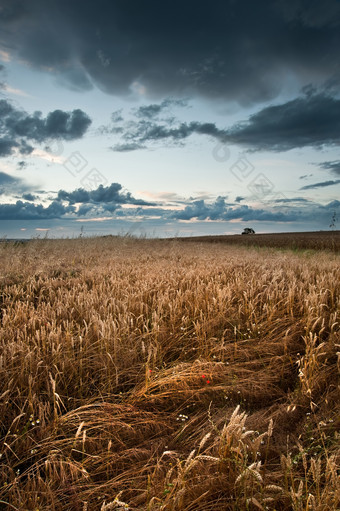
[175,230,340,253]
[0,236,339,510]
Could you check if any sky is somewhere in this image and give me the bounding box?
[0,0,339,239]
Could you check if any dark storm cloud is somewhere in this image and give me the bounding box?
[318,160,340,176]
[300,179,340,190]
[110,117,228,151]
[109,91,340,152]
[0,200,74,220]
[127,197,331,223]
[0,138,17,157]
[0,99,92,157]
[1,0,340,103]
[165,197,339,223]
[0,182,154,220]
[0,170,33,195]
[168,200,295,222]
[170,197,229,221]
[57,182,155,206]
[21,192,37,201]
[104,98,194,150]
[278,1,340,28]
[224,92,340,151]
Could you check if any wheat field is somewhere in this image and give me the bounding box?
[0,237,339,510]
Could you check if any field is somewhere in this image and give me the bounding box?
[0,236,339,510]
[174,231,340,253]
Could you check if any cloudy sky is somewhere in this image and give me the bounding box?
[0,0,339,238]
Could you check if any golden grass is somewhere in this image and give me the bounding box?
[175,230,340,252]
[0,237,339,510]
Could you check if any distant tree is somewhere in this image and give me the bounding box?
[242,227,255,235]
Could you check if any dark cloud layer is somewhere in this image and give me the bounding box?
[57,183,154,206]
[0,180,338,225]
[0,200,74,220]
[225,93,340,151]
[318,160,340,176]
[0,182,154,219]
[109,91,340,152]
[119,120,225,147]
[21,192,37,201]
[1,0,339,103]
[126,197,340,224]
[0,170,32,195]
[167,198,297,222]
[0,99,92,156]
[300,179,340,190]
[107,98,229,150]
